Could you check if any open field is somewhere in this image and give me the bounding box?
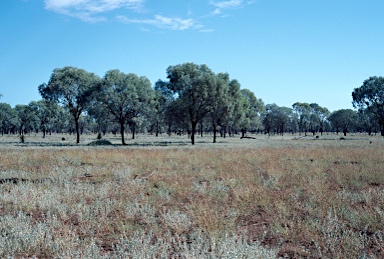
[0,133,383,258]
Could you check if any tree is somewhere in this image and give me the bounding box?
[96,70,153,145]
[208,73,243,143]
[29,100,59,138]
[328,109,357,136]
[0,103,18,135]
[39,66,100,143]
[292,102,311,135]
[355,110,378,135]
[352,76,384,136]
[149,87,169,137]
[308,103,330,135]
[240,89,265,136]
[262,104,294,135]
[15,104,37,135]
[154,79,176,136]
[163,63,216,145]
[87,102,115,136]
[52,106,71,134]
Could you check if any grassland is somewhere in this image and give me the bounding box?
[0,133,383,258]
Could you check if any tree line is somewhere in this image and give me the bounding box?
[0,64,383,145]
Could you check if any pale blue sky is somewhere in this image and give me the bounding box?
[1,0,383,112]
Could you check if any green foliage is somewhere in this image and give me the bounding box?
[15,104,37,135]
[352,76,384,136]
[164,63,217,144]
[328,109,357,135]
[240,89,265,133]
[0,103,18,134]
[39,66,100,143]
[208,73,243,142]
[29,100,60,137]
[292,102,311,133]
[95,69,154,145]
[262,104,294,135]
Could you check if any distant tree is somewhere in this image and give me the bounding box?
[352,76,384,136]
[355,110,378,135]
[154,79,176,136]
[149,88,168,136]
[240,89,265,136]
[229,92,249,137]
[163,63,216,145]
[95,69,153,145]
[328,109,357,136]
[292,102,311,135]
[38,66,100,143]
[15,104,37,135]
[208,73,243,143]
[87,103,115,136]
[51,106,71,134]
[308,103,330,135]
[29,100,59,138]
[263,104,294,135]
[0,103,18,135]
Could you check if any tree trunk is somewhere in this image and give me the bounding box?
[120,122,126,145]
[212,123,217,143]
[75,118,80,144]
[191,121,197,145]
[132,127,136,139]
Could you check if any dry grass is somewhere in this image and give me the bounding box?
[0,133,383,258]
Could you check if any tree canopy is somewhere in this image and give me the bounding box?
[2,64,382,144]
[162,63,217,145]
[39,66,100,143]
[96,69,154,145]
[352,76,384,136]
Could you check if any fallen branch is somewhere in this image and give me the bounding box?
[240,136,257,139]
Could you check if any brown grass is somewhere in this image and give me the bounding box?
[0,133,383,257]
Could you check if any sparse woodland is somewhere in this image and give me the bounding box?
[0,64,383,145]
[0,64,384,258]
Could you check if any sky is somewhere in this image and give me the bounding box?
[1,0,384,112]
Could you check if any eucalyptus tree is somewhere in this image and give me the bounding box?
[163,63,216,145]
[0,103,18,135]
[352,76,384,136]
[149,87,168,136]
[38,66,100,143]
[328,109,357,136]
[262,104,294,135]
[29,100,59,138]
[96,70,154,145]
[308,103,330,135]
[208,73,236,143]
[240,89,265,135]
[87,103,115,136]
[355,110,378,135]
[51,106,70,134]
[15,104,37,135]
[292,102,311,135]
[154,79,177,136]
